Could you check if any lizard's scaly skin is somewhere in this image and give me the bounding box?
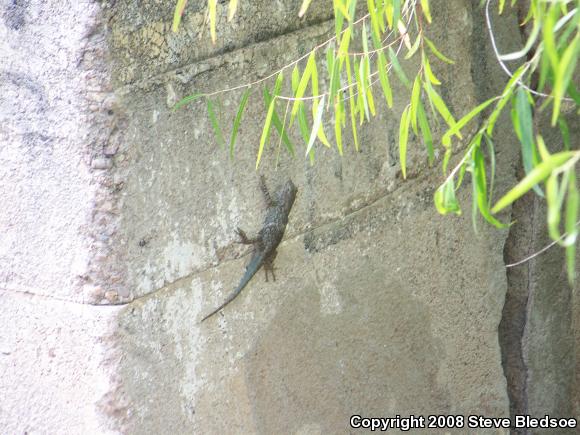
[201,178,297,322]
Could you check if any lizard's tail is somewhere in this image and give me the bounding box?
[200,253,265,322]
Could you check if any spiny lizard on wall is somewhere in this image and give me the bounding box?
[201,176,297,322]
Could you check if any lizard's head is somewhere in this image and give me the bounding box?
[279,179,297,213]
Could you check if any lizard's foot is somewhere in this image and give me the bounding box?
[264,254,277,282]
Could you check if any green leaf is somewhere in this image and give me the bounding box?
[355,58,370,123]
[514,88,544,196]
[423,81,458,133]
[208,0,217,44]
[334,93,344,155]
[290,51,316,125]
[422,52,441,85]
[404,33,422,60]
[420,0,432,23]
[498,0,505,14]
[306,95,326,156]
[228,0,238,21]
[486,64,528,135]
[566,170,578,283]
[256,96,277,169]
[207,98,225,148]
[298,0,313,17]
[417,102,434,164]
[492,152,574,213]
[388,47,411,88]
[263,88,295,157]
[399,105,411,179]
[434,179,461,215]
[345,56,359,151]
[377,51,393,108]
[559,117,570,151]
[410,75,421,135]
[424,36,455,64]
[229,89,250,158]
[473,146,507,228]
[442,98,495,147]
[552,34,579,125]
[172,0,188,32]
[173,93,205,111]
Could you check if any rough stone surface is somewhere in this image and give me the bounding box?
[1,0,578,433]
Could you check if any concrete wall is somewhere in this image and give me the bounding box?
[1,0,578,433]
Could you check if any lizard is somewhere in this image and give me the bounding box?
[201,176,297,322]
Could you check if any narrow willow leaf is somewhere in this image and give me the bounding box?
[377,51,393,108]
[442,97,495,146]
[385,1,394,29]
[546,171,567,242]
[499,0,505,14]
[423,81,458,133]
[256,97,277,169]
[297,103,311,144]
[392,0,400,28]
[536,134,551,162]
[566,170,578,283]
[334,0,351,21]
[348,0,358,35]
[484,134,496,205]
[404,34,422,60]
[334,1,344,40]
[474,146,507,228]
[264,88,295,156]
[565,171,579,246]
[228,0,238,21]
[306,96,326,157]
[172,0,188,32]
[486,64,527,135]
[334,94,344,155]
[417,102,434,164]
[356,58,370,123]
[229,89,250,158]
[492,152,574,213]
[399,105,411,179]
[207,98,225,148]
[368,0,382,49]
[298,0,313,17]
[338,26,352,56]
[542,6,559,73]
[410,76,421,135]
[434,179,461,215]
[310,56,331,148]
[290,51,316,125]
[420,0,432,23]
[422,52,441,85]
[552,34,579,125]
[559,117,570,150]
[388,47,410,88]
[424,36,455,64]
[514,87,544,196]
[208,0,217,44]
[345,56,359,150]
[173,93,205,111]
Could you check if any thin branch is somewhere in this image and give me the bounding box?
[506,219,580,268]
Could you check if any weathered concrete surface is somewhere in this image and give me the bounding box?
[104,0,521,432]
[2,0,578,433]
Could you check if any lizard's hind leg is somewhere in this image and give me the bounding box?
[263,251,277,282]
[235,227,259,245]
